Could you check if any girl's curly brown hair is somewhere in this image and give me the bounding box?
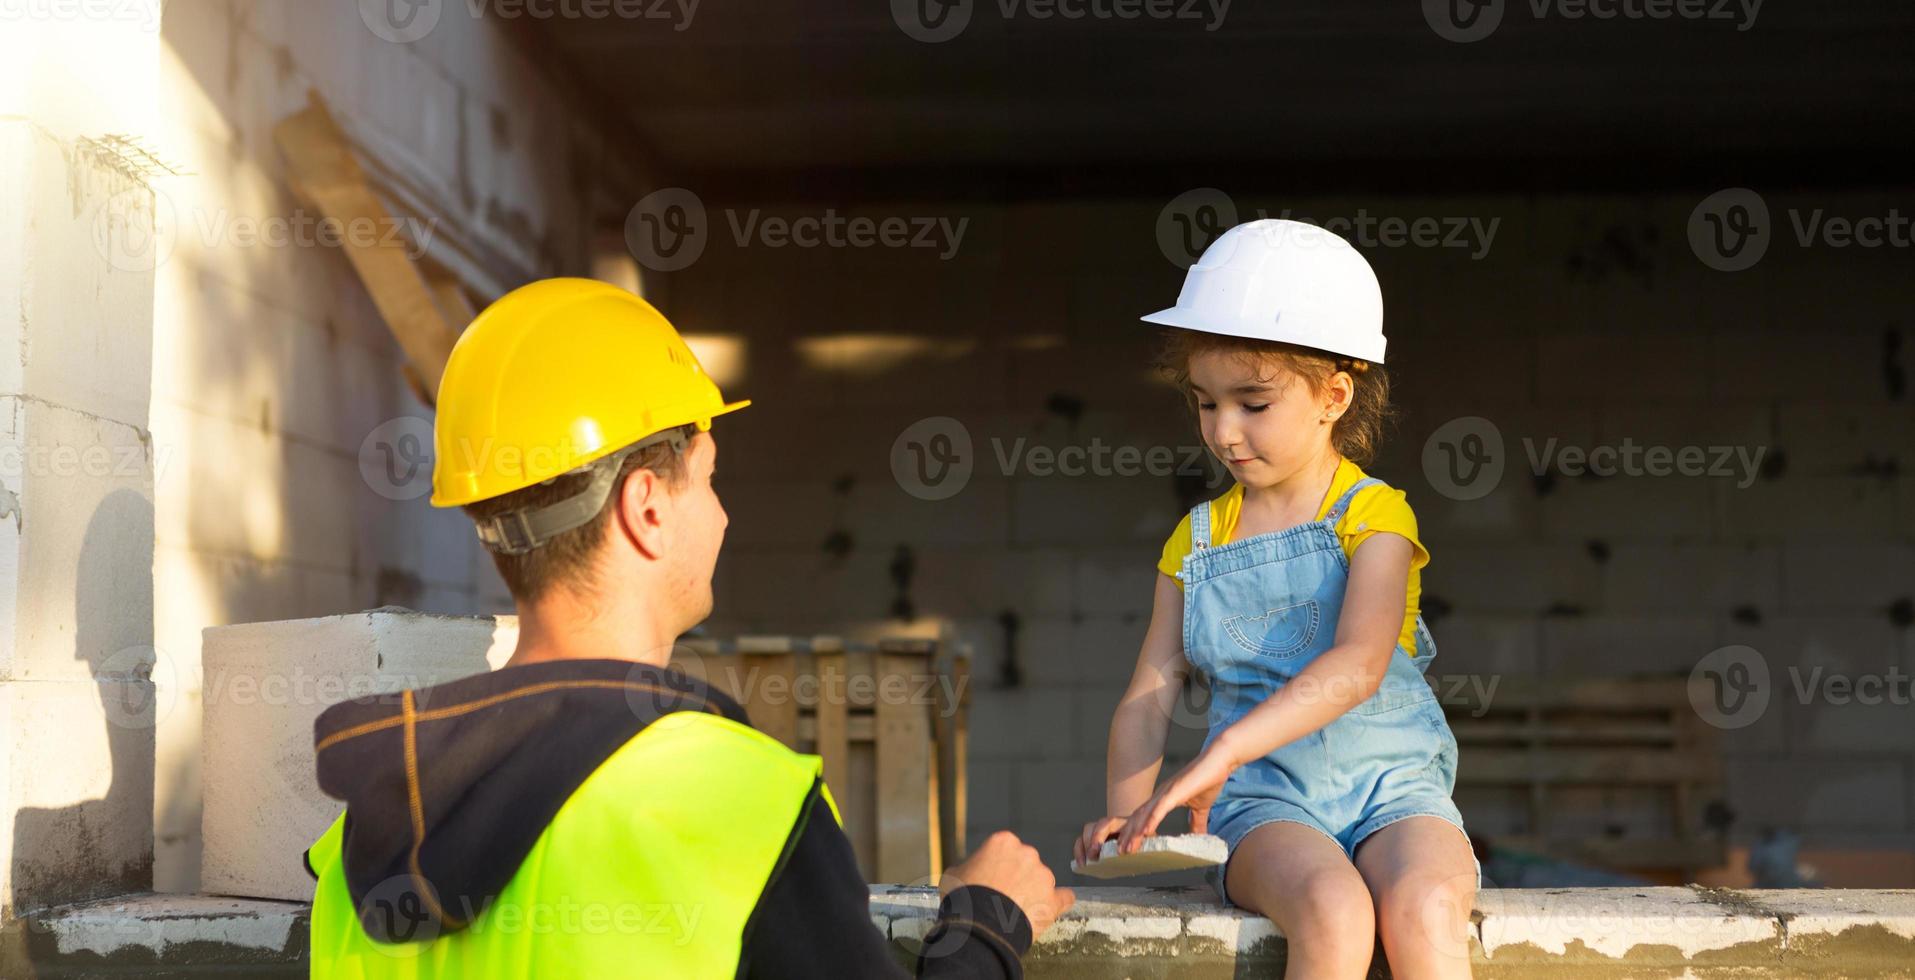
[1152,329,1395,468]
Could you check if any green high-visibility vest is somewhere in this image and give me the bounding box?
[308,711,835,977]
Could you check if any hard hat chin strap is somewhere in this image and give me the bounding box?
[474,427,690,556]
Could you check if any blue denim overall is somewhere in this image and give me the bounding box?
[1179,477,1481,902]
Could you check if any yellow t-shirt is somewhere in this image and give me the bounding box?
[1157,459,1430,657]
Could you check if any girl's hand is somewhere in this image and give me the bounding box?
[1074,816,1128,868]
[1116,748,1240,855]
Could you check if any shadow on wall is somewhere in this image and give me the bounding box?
[11,489,156,913]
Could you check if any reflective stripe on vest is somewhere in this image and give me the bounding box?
[308,711,835,978]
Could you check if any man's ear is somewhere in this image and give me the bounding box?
[612,465,668,561]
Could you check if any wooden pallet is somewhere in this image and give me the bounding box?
[670,635,971,884]
[1443,676,1727,882]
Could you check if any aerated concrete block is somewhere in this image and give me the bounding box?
[1071,835,1227,879]
[200,609,516,900]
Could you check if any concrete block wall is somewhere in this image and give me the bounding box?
[0,6,163,915]
[201,610,515,901]
[149,2,629,890]
[674,190,1915,881]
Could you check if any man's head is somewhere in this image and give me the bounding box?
[429,278,748,637]
[462,426,727,632]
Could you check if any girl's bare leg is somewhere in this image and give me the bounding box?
[1225,821,1376,980]
[1352,816,1477,980]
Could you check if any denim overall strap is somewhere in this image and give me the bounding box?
[1323,476,1383,528]
[1190,500,1213,553]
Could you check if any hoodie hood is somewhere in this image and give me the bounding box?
[310,657,747,943]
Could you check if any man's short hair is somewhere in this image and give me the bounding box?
[463,425,693,601]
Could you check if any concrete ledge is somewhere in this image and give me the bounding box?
[5,887,1911,977]
[2,894,308,978]
[874,884,1915,978]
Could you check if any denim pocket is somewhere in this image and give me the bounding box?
[1221,600,1321,660]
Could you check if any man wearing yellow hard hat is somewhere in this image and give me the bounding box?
[302,278,1071,978]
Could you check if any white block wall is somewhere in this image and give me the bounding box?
[201,610,516,901]
[678,191,1915,880]
[0,4,164,913]
[150,2,627,890]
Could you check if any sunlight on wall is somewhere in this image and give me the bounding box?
[795,334,977,376]
[685,334,749,390]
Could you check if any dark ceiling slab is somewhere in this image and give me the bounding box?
[527,0,1915,198]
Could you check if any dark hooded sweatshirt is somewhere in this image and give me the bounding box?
[309,658,1033,978]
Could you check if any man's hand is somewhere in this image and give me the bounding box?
[939,831,1075,938]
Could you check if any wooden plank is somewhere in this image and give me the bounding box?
[844,650,877,709]
[876,641,937,883]
[847,737,878,879]
[1492,835,1727,870]
[1442,677,1694,713]
[935,649,971,865]
[700,653,748,706]
[741,649,799,750]
[1459,749,1720,785]
[1450,721,1678,745]
[274,93,458,401]
[428,274,477,337]
[737,635,797,654]
[815,650,850,816]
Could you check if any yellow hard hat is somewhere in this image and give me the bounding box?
[430,277,749,510]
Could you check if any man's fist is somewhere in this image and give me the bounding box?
[938,830,1075,938]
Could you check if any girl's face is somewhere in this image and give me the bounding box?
[1187,350,1339,487]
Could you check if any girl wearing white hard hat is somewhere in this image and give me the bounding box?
[1075,219,1479,979]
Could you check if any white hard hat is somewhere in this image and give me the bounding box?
[1141,218,1387,363]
